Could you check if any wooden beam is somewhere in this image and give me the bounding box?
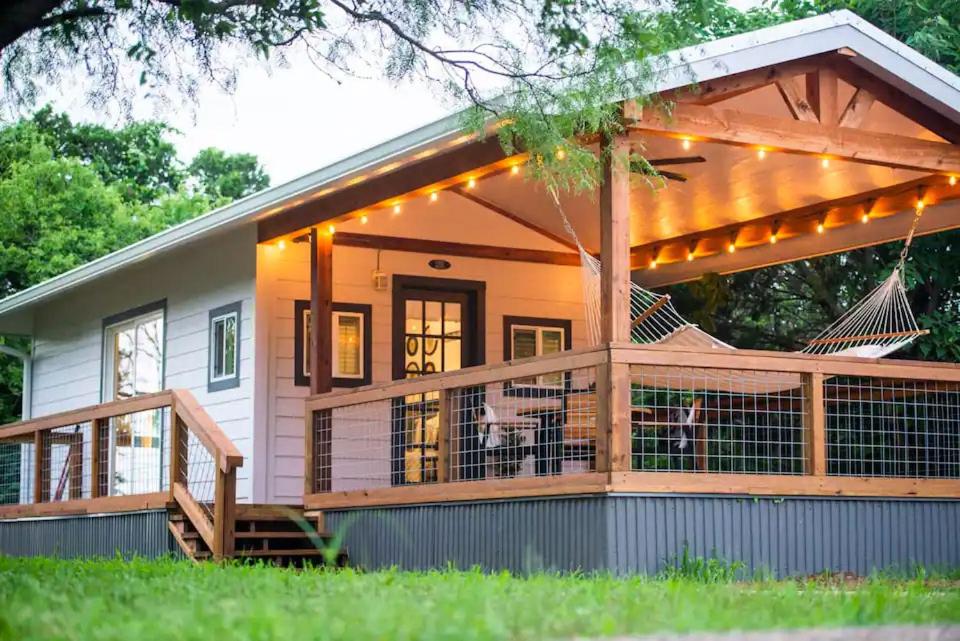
[775,78,818,122]
[629,174,958,270]
[600,136,633,344]
[258,137,509,242]
[665,55,833,105]
[832,58,960,143]
[310,228,334,396]
[626,102,960,174]
[0,492,170,520]
[838,88,876,128]
[806,69,839,125]
[449,188,580,252]
[333,231,580,266]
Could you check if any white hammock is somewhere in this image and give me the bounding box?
[552,189,927,361]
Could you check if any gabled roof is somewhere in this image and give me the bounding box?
[1,9,958,324]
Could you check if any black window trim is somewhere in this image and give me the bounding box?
[294,300,373,388]
[208,301,242,392]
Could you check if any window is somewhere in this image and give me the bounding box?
[503,316,571,388]
[208,302,241,391]
[295,300,372,387]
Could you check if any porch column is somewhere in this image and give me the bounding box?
[597,135,633,474]
[307,228,333,495]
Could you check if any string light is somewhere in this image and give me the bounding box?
[769,220,780,244]
[393,204,402,214]
[727,232,737,254]
[649,247,660,269]
[327,224,336,235]
[816,217,825,234]
[757,148,767,160]
[950,175,957,186]
[861,212,870,224]
[916,199,926,211]
[681,138,692,151]
[687,240,698,262]
[277,239,287,250]
[511,165,521,176]
[360,214,369,225]
[430,192,439,202]
[821,158,830,169]
[467,177,477,189]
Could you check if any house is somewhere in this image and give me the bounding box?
[1,10,959,573]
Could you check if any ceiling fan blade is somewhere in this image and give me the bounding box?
[647,155,707,166]
[658,170,688,182]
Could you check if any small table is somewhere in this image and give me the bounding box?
[516,401,565,475]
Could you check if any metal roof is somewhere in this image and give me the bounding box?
[1,9,958,321]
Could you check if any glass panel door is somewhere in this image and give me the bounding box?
[103,311,165,495]
[396,291,468,484]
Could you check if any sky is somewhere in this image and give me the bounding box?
[47,0,765,188]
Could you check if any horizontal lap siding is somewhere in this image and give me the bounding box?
[29,226,258,501]
[259,201,587,503]
[325,495,960,576]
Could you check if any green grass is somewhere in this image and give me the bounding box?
[1,557,959,641]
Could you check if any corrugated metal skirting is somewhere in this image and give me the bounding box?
[0,510,179,559]
[326,494,960,577]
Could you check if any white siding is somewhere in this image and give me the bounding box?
[258,198,587,503]
[29,226,259,502]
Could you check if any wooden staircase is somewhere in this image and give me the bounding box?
[169,504,347,566]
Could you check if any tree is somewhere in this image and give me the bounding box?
[188,147,269,202]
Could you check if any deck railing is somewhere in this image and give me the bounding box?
[0,389,243,559]
[304,344,960,510]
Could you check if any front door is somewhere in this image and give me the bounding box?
[391,276,484,485]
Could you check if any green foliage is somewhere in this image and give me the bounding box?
[0,107,269,425]
[188,147,269,202]
[1,557,959,640]
[659,546,747,582]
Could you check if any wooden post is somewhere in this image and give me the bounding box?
[90,418,104,499]
[436,389,451,483]
[213,466,237,560]
[33,430,44,503]
[802,372,826,476]
[308,228,334,496]
[170,411,187,502]
[68,433,83,500]
[597,134,633,475]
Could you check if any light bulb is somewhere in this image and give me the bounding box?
[816,222,825,234]
[861,213,870,224]
[916,199,925,211]
[950,175,957,186]
[467,177,477,189]
[821,158,830,169]
[649,259,657,269]
[757,148,766,160]
[393,204,401,214]
[769,234,778,244]
[430,192,438,202]
[682,139,692,151]
[687,251,695,262]
[277,239,286,250]
[511,165,520,176]
[360,215,368,225]
[327,224,336,235]
[727,242,736,254]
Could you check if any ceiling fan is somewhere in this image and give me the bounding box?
[630,155,706,183]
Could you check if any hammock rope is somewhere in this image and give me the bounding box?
[548,187,926,358]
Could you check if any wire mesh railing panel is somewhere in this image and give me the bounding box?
[629,366,807,474]
[449,367,598,481]
[41,423,93,502]
[177,419,217,521]
[826,377,960,478]
[0,440,34,505]
[315,399,406,492]
[106,408,169,496]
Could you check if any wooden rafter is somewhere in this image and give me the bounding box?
[333,231,580,265]
[449,187,580,251]
[624,101,960,174]
[838,88,876,128]
[775,78,818,122]
[805,69,839,125]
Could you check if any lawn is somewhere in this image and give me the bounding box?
[1,557,959,641]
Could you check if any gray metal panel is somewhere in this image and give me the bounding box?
[327,495,960,577]
[0,510,180,559]
[325,496,610,573]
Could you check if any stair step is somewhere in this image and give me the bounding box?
[234,548,330,558]
[235,531,323,540]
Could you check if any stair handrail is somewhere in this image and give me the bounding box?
[169,389,243,560]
